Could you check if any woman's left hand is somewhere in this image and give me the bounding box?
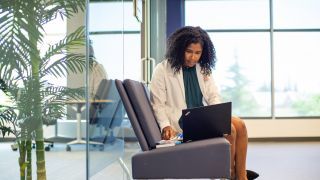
[161,126,177,140]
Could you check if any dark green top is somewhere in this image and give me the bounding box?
[182,66,204,108]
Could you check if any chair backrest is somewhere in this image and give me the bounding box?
[95,79,112,100]
[90,79,124,137]
[115,79,149,151]
[123,79,162,148]
[109,100,124,129]
[115,79,162,151]
[89,79,110,124]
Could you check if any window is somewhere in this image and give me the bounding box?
[274,32,320,117]
[89,1,141,80]
[185,0,320,118]
[186,0,269,29]
[212,32,271,117]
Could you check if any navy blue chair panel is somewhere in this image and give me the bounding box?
[123,79,162,149]
[115,79,149,151]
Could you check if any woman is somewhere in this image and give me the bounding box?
[150,26,258,180]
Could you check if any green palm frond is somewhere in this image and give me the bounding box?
[0,106,17,137]
[42,53,86,78]
[0,78,8,93]
[0,74,20,104]
[41,85,84,103]
[0,126,13,137]
[40,85,85,126]
[41,26,85,67]
[0,12,30,66]
[0,1,44,72]
[41,0,85,24]
[1,56,33,87]
[41,26,85,78]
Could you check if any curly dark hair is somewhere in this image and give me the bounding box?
[165,26,217,76]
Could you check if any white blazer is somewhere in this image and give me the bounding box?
[150,60,221,132]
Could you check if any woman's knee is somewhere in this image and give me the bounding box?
[232,116,247,135]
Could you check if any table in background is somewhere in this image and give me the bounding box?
[64,99,113,151]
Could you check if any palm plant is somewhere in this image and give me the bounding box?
[0,1,86,179]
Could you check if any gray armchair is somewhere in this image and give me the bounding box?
[115,79,230,179]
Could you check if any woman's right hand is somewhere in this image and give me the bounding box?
[161,126,177,140]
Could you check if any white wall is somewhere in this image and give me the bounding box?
[245,119,320,138]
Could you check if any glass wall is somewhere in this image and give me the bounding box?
[185,0,320,118]
[88,0,141,179]
[1,0,140,179]
[89,1,141,81]
[0,1,88,179]
[88,1,126,179]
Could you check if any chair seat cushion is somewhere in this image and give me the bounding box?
[132,137,230,179]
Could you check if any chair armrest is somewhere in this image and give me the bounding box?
[132,137,230,179]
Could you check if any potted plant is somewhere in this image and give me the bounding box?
[0,1,87,179]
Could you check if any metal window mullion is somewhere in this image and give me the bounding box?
[274,29,320,32]
[205,29,320,33]
[206,29,270,33]
[270,0,275,119]
[122,0,125,80]
[89,31,140,35]
[85,0,90,179]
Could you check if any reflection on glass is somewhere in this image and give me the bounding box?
[274,0,320,29]
[274,32,320,117]
[89,2,140,31]
[88,77,125,177]
[90,35,124,80]
[88,0,141,178]
[185,0,270,29]
[90,34,141,81]
[210,32,271,117]
[124,34,141,80]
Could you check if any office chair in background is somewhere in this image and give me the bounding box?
[89,79,124,150]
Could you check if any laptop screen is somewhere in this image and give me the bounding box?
[181,102,232,142]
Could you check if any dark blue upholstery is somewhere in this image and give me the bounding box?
[115,79,149,151]
[123,79,162,149]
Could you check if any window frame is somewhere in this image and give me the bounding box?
[184,0,320,119]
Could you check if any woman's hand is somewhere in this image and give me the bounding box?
[161,126,177,140]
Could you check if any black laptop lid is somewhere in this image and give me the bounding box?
[182,102,232,143]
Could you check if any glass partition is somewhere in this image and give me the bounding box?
[0,0,141,179]
[0,1,87,179]
[88,0,141,179]
[88,1,126,178]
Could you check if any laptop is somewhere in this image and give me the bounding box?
[182,102,232,143]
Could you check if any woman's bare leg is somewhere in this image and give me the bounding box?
[225,124,236,179]
[232,116,248,180]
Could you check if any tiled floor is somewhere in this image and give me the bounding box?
[0,139,127,180]
[1,140,320,180]
[246,141,320,180]
[92,140,320,180]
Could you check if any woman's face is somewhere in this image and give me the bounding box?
[184,42,203,67]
